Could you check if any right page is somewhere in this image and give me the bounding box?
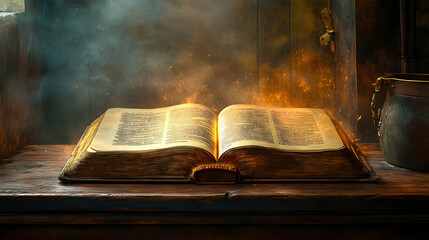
[218,105,344,156]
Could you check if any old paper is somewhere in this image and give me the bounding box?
[90,104,217,156]
[218,105,344,156]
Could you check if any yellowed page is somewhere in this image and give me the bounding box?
[218,105,344,156]
[90,104,217,156]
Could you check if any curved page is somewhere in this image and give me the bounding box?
[218,105,344,156]
[90,104,217,156]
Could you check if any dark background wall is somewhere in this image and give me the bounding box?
[1,0,429,155]
[36,0,259,143]
[416,1,429,72]
[33,0,337,143]
[354,0,402,142]
[0,2,43,158]
[354,0,429,142]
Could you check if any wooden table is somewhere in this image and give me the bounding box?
[1,144,429,239]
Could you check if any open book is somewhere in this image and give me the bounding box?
[59,104,374,183]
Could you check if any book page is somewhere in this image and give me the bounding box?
[90,104,217,156]
[218,105,344,156]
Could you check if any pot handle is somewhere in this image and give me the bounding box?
[371,76,389,136]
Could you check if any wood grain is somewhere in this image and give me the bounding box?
[258,0,291,106]
[289,0,335,108]
[0,3,44,158]
[1,144,429,225]
[416,0,429,73]
[355,0,401,142]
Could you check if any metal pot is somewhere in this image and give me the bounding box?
[371,74,429,171]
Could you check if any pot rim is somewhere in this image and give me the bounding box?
[380,73,429,83]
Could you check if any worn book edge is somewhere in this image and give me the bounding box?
[59,114,105,181]
[331,119,378,182]
[58,109,377,184]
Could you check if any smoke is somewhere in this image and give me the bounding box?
[39,0,258,143]
[37,0,338,143]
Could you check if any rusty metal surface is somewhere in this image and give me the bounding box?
[374,74,429,171]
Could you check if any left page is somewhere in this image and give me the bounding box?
[90,103,217,156]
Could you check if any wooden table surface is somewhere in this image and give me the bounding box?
[1,144,429,225]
